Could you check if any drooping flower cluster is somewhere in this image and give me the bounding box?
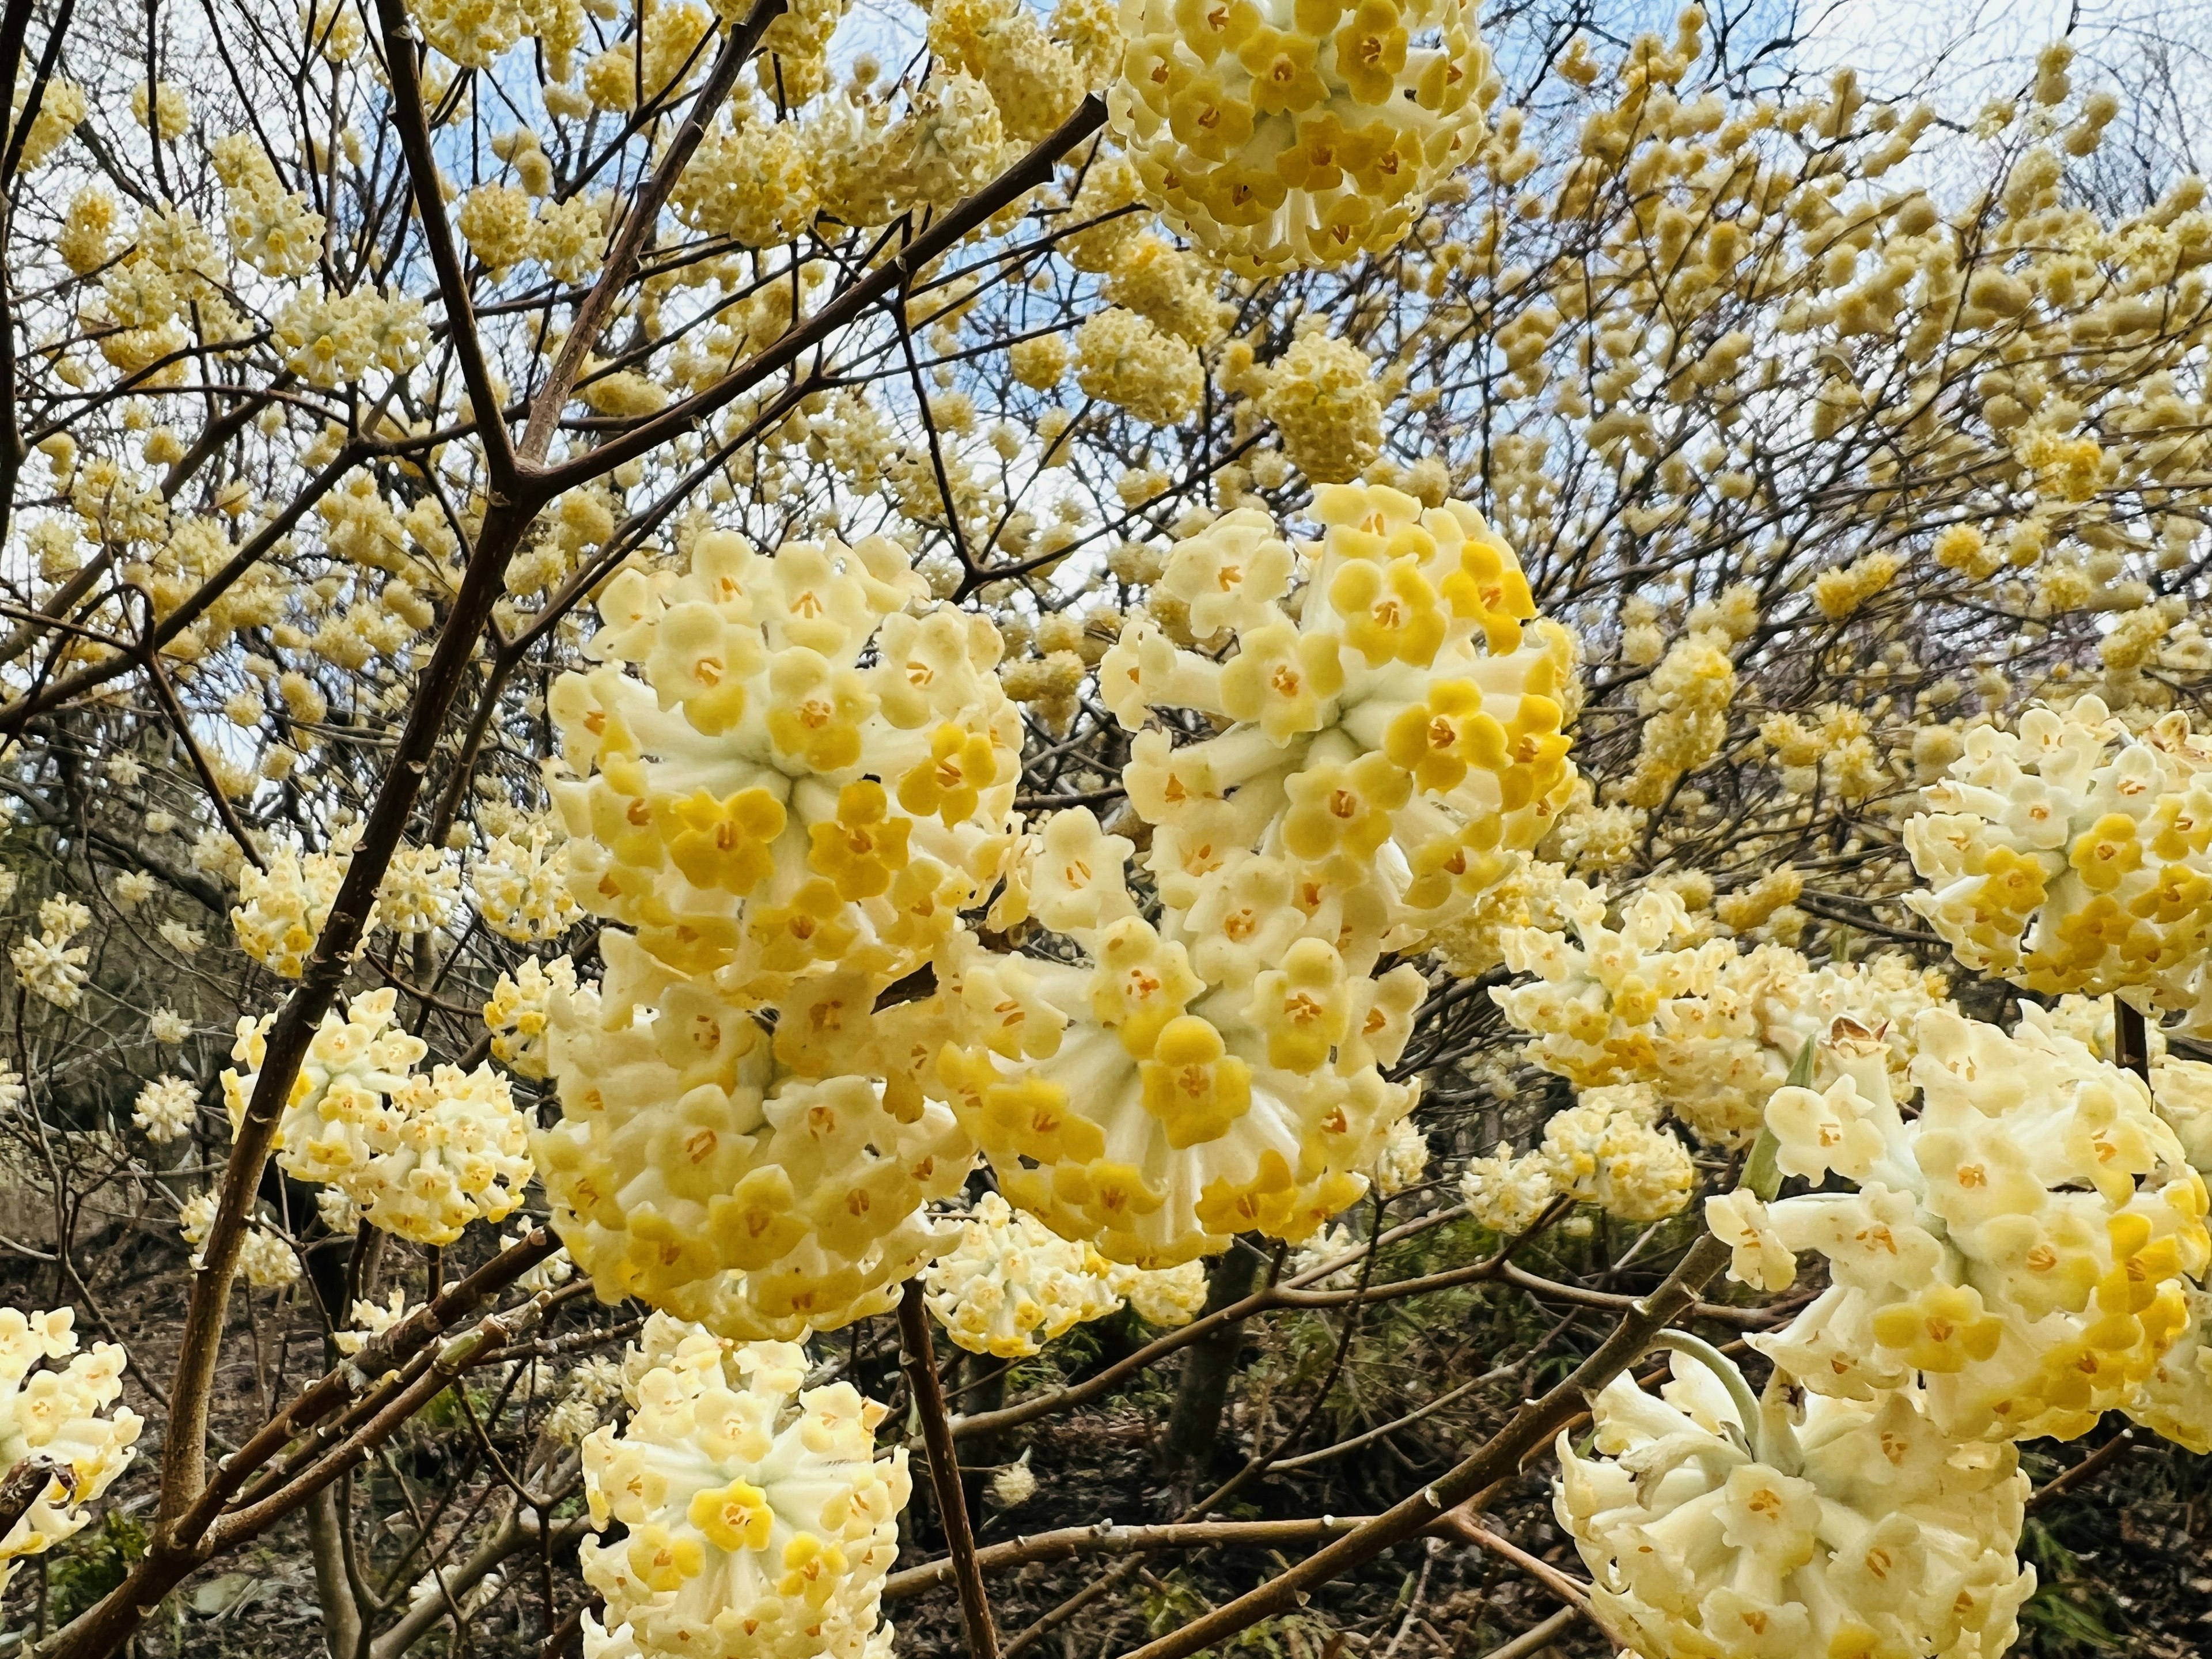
[224,988,533,1245]
[923,1192,1126,1357]
[1720,1009,2209,1444]
[1108,0,1496,272]
[1555,1347,2035,1659]
[1905,698,2212,1008]
[536,934,972,1341]
[0,1309,144,1596]
[578,1317,906,1659]
[924,487,1571,1267]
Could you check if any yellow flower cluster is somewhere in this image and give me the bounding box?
[1496,880,1950,1147]
[0,1309,143,1596]
[1257,331,1383,484]
[1906,698,2212,1006]
[224,988,533,1245]
[546,529,1020,994]
[579,1317,905,1659]
[536,934,973,1340]
[484,955,576,1080]
[1728,1009,2209,1444]
[271,288,427,388]
[1075,307,1203,425]
[1556,1347,2034,1659]
[233,844,364,978]
[1108,0,1495,272]
[1457,1082,1692,1229]
[929,486,1573,1266]
[1622,627,1734,808]
[211,134,327,279]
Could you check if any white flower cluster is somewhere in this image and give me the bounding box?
[1905,698,2212,1010]
[474,825,581,943]
[131,1074,199,1142]
[178,1191,301,1286]
[12,895,91,1010]
[271,287,427,388]
[923,1192,1126,1357]
[224,988,532,1245]
[0,1308,144,1596]
[1556,1345,2035,1659]
[579,1316,906,1659]
[1457,1082,1692,1232]
[379,844,461,936]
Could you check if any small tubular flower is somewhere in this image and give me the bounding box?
[579,1316,905,1659]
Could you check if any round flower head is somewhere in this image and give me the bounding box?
[474,824,581,944]
[131,1074,199,1143]
[1498,885,1955,1150]
[536,933,974,1340]
[363,1064,537,1245]
[1109,0,1495,274]
[222,986,427,1186]
[923,1192,1126,1357]
[486,954,578,1081]
[1555,1345,2034,1659]
[0,1308,144,1596]
[1455,1081,1691,1230]
[1099,486,1575,966]
[548,530,1020,999]
[1749,1007,2209,1443]
[224,990,529,1244]
[1904,698,2212,1009]
[580,1316,906,1659]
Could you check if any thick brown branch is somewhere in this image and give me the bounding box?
[897,1283,998,1659]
